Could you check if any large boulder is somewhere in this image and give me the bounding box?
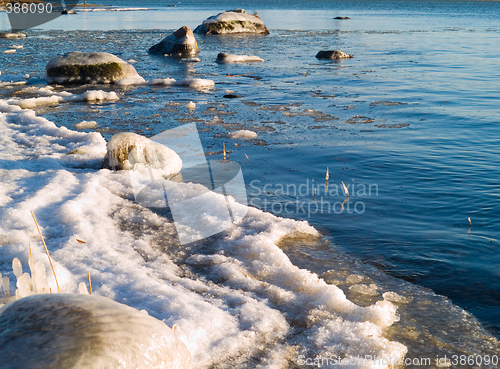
[316,50,354,60]
[102,132,182,175]
[46,52,144,84]
[149,26,200,56]
[0,294,191,369]
[194,9,269,35]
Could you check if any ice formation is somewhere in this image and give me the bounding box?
[0,294,191,369]
[149,26,200,56]
[115,77,214,90]
[0,73,29,86]
[215,53,265,63]
[6,89,119,109]
[102,132,183,175]
[46,52,143,84]
[194,9,270,35]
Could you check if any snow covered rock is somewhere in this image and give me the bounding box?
[149,26,200,56]
[316,50,354,60]
[0,32,26,38]
[102,132,182,175]
[194,9,269,35]
[0,294,191,369]
[46,52,144,84]
[220,130,258,139]
[215,53,264,63]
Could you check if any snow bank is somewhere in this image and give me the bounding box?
[194,9,270,35]
[0,100,407,368]
[0,294,191,369]
[216,53,264,63]
[46,52,143,84]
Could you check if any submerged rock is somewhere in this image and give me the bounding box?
[0,294,191,369]
[149,26,200,56]
[216,53,264,63]
[194,9,269,35]
[102,132,182,175]
[334,16,350,19]
[46,52,143,84]
[316,50,354,60]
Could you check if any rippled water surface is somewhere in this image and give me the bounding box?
[1,0,500,365]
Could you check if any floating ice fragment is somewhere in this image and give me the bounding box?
[216,53,264,63]
[74,120,98,129]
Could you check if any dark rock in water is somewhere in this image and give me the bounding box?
[149,26,200,56]
[61,10,77,14]
[334,16,350,19]
[316,50,354,60]
[223,94,243,99]
[194,9,269,35]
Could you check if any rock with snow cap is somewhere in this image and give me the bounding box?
[194,9,269,35]
[149,26,200,56]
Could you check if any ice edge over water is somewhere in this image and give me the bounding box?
[0,100,406,368]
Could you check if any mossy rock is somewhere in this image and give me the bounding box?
[45,52,142,84]
[47,62,123,83]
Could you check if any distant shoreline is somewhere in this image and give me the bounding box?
[0,1,105,8]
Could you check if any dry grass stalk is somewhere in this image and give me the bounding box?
[88,273,93,295]
[30,210,60,293]
[341,181,349,197]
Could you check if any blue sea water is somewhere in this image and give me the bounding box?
[1,0,500,365]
